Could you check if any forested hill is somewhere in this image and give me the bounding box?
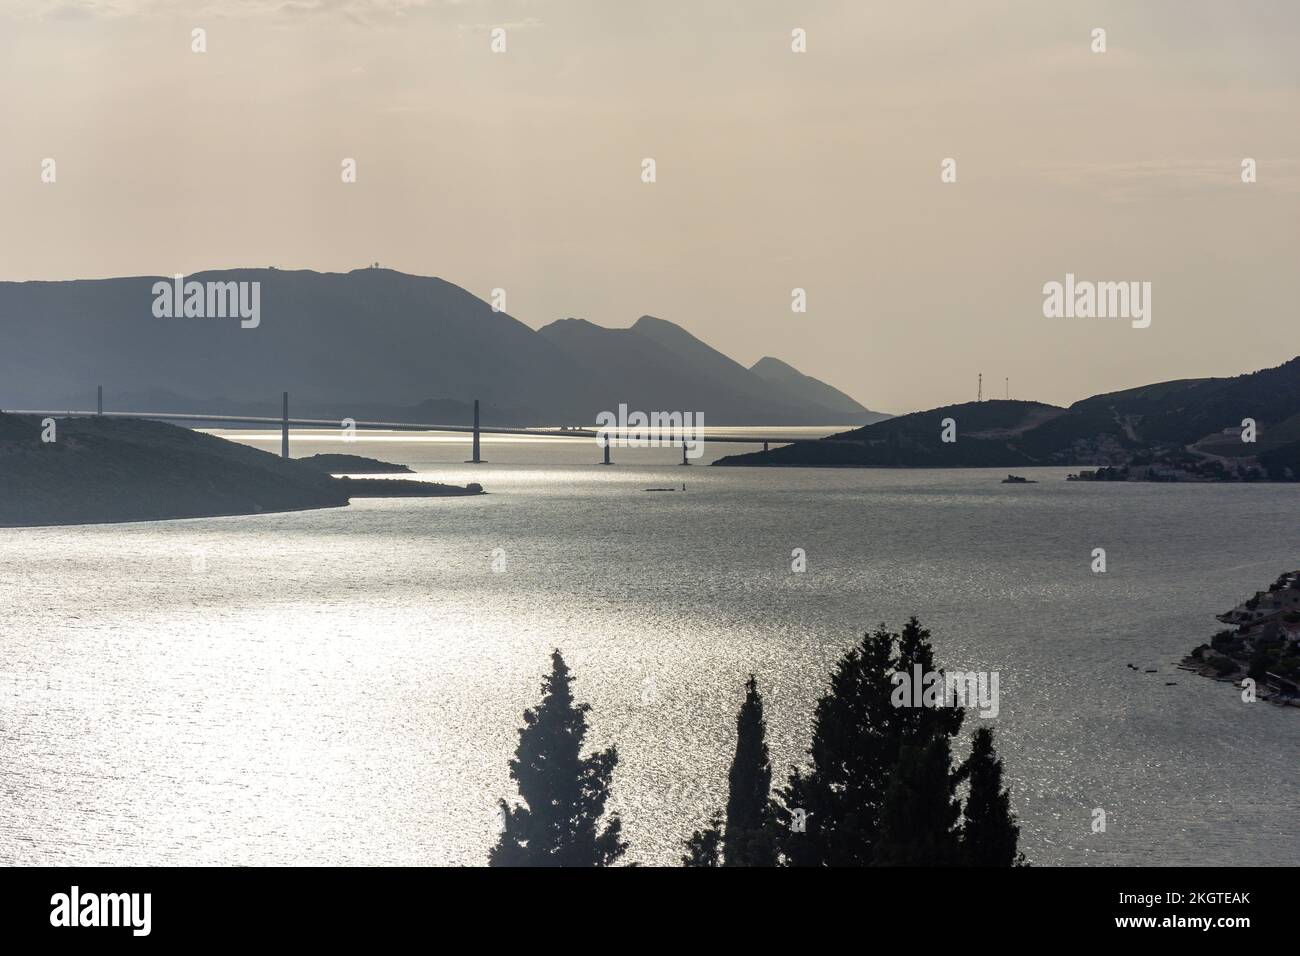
[715,357,1300,472]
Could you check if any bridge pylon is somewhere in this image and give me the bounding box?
[281,392,289,459]
[465,398,485,463]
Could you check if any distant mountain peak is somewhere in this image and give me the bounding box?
[541,316,601,329]
[749,355,887,422]
[630,314,710,345]
[751,356,798,374]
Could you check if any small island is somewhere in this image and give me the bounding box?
[335,476,483,497]
[294,453,415,474]
[1181,571,1300,707]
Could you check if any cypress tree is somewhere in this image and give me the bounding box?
[895,616,965,742]
[680,676,777,866]
[873,736,963,865]
[958,727,1022,866]
[723,676,777,866]
[490,650,627,866]
[681,814,723,867]
[774,617,965,866]
[774,625,905,865]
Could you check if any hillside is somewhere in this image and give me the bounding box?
[717,400,1061,467]
[536,315,882,425]
[1015,358,1300,462]
[0,268,878,427]
[716,357,1300,473]
[0,269,596,423]
[749,356,887,423]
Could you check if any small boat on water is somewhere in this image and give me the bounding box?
[1001,474,1037,484]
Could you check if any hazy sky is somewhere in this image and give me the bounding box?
[3,0,1297,414]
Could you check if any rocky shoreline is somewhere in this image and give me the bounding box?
[1181,570,1300,708]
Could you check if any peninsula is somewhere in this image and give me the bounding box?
[714,357,1300,479]
[0,413,481,528]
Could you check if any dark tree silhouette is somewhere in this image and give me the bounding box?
[723,676,777,866]
[894,617,965,743]
[681,814,723,867]
[680,676,777,866]
[774,617,965,866]
[958,726,1022,866]
[873,736,963,865]
[774,625,897,865]
[489,650,627,866]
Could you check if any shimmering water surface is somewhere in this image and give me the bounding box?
[1,429,1296,866]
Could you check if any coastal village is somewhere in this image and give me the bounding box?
[1182,571,1300,706]
[1063,423,1290,482]
[1068,457,1269,483]
[1066,457,1268,486]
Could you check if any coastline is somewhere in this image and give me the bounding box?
[0,500,350,530]
[1181,570,1300,709]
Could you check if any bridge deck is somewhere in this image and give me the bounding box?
[1,409,852,446]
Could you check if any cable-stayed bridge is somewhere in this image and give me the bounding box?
[3,391,850,464]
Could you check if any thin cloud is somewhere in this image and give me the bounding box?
[14,0,477,21]
[1037,158,1300,202]
[456,17,541,32]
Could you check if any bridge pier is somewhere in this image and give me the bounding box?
[97,385,103,416]
[281,391,289,459]
[680,440,691,465]
[465,398,485,463]
[599,436,612,465]
[763,440,769,452]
